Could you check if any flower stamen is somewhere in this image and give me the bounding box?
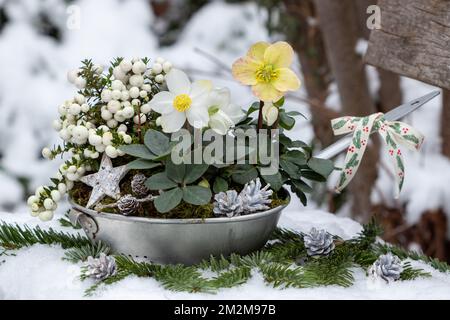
[255,64,279,83]
[173,94,192,112]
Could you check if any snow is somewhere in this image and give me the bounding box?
[1,205,450,300]
[0,0,450,299]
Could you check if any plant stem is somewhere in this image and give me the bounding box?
[257,100,264,133]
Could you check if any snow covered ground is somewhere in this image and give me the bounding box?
[1,204,449,300]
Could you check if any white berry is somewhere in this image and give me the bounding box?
[43,198,55,210]
[152,63,163,74]
[155,74,164,83]
[163,61,172,73]
[141,103,151,113]
[39,210,54,222]
[133,113,146,124]
[101,89,113,102]
[132,60,146,74]
[69,103,81,115]
[105,145,118,158]
[119,59,132,72]
[51,190,61,202]
[75,77,86,89]
[42,147,52,159]
[117,124,127,133]
[129,87,140,99]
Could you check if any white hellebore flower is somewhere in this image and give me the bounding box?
[148,69,210,133]
[262,102,279,126]
[207,88,244,135]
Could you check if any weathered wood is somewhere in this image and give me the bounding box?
[365,0,450,90]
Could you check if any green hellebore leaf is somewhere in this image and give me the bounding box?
[182,186,212,205]
[301,170,327,182]
[213,177,228,193]
[292,179,313,193]
[145,172,178,190]
[144,129,170,156]
[282,150,307,166]
[308,157,335,178]
[118,144,157,160]
[166,160,186,183]
[127,159,161,170]
[280,159,300,178]
[183,164,209,184]
[279,112,295,130]
[261,172,283,191]
[154,187,183,213]
[231,166,258,185]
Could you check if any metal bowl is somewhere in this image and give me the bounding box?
[68,194,289,265]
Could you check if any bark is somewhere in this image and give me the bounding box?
[365,0,450,90]
[282,0,335,147]
[442,90,450,158]
[315,0,379,221]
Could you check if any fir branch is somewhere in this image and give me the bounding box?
[0,222,90,250]
[400,262,431,281]
[64,241,111,263]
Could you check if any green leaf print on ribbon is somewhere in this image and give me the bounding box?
[330,112,424,198]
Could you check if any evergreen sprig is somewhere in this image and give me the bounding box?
[0,219,448,297]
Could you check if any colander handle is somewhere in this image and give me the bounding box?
[68,209,98,240]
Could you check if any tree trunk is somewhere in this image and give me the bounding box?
[315,0,379,221]
[282,0,335,147]
[442,90,450,158]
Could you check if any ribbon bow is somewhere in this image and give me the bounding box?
[331,112,424,198]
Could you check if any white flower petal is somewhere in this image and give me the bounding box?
[160,111,186,133]
[166,69,191,95]
[148,91,175,114]
[186,103,209,129]
[221,103,245,124]
[208,87,230,109]
[209,110,234,135]
[190,80,213,99]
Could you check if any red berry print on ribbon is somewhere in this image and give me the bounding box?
[348,146,355,153]
[397,149,402,156]
[363,126,369,133]
[402,127,409,134]
[346,169,353,175]
[361,139,367,146]
[389,149,394,156]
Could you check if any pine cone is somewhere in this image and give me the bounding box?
[369,253,403,283]
[131,173,149,197]
[240,178,273,213]
[86,253,116,281]
[117,194,141,216]
[213,190,243,217]
[303,228,335,257]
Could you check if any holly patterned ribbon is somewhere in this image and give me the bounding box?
[331,112,424,198]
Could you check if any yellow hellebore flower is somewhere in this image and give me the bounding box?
[232,41,301,102]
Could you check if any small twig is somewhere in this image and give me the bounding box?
[94,194,157,212]
[194,47,231,73]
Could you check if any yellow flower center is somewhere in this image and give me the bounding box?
[173,94,192,112]
[255,64,279,83]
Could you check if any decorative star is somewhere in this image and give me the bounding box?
[80,154,129,208]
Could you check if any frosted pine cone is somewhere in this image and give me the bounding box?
[131,173,149,197]
[240,178,273,213]
[213,190,243,217]
[368,253,403,283]
[303,228,335,257]
[86,253,117,281]
[117,194,140,216]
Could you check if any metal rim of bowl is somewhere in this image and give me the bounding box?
[68,190,290,225]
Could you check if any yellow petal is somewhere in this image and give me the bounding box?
[252,83,284,102]
[232,57,260,85]
[264,41,294,68]
[247,41,270,61]
[272,68,301,92]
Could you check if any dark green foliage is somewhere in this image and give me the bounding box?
[0,222,90,249]
[64,241,111,263]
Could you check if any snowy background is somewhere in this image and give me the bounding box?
[0,0,449,298]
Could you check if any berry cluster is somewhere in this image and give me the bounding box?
[28,57,172,221]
